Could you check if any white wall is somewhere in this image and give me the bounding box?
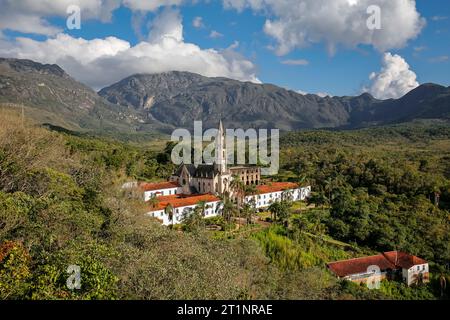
[245,186,311,209]
[403,263,429,286]
[147,201,221,226]
[144,187,180,201]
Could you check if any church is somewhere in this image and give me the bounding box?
[168,120,261,196]
[125,121,311,226]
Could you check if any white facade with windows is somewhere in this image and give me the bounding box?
[245,185,311,209]
[143,186,180,201]
[402,263,429,286]
[147,199,221,226]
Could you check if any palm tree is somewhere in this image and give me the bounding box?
[268,201,281,222]
[268,199,291,226]
[148,195,160,209]
[216,192,238,225]
[164,203,174,228]
[196,200,211,217]
[230,175,246,207]
[278,203,291,227]
[182,206,204,232]
[230,175,247,227]
[241,202,256,225]
[244,184,259,223]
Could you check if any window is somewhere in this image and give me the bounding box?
[417,266,420,271]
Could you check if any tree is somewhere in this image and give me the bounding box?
[241,203,256,225]
[196,201,211,217]
[277,201,292,227]
[216,192,238,225]
[164,203,174,228]
[307,192,328,209]
[181,206,204,232]
[148,195,160,209]
[244,184,259,224]
[230,176,247,227]
[230,175,246,208]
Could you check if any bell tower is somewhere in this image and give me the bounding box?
[215,120,227,174]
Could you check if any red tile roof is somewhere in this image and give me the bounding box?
[139,181,179,192]
[327,251,428,278]
[256,182,299,194]
[382,251,428,269]
[148,194,220,211]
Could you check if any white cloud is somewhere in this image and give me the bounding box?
[0,0,189,36]
[281,59,309,66]
[122,0,184,12]
[148,7,184,42]
[192,16,204,28]
[209,30,224,39]
[365,52,419,99]
[0,0,122,35]
[224,0,425,55]
[0,9,259,89]
[296,90,331,97]
[316,92,331,98]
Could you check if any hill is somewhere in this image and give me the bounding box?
[99,71,450,130]
[1,57,449,136]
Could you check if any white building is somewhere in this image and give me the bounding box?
[245,182,311,209]
[140,181,180,201]
[146,194,221,226]
[327,251,430,287]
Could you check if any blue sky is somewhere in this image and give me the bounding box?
[0,0,448,98]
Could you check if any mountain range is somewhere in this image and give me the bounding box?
[1,57,449,137]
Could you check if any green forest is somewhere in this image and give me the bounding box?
[1,109,449,300]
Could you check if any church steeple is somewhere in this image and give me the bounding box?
[215,120,227,173]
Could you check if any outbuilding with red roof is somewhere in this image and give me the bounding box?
[327,251,429,287]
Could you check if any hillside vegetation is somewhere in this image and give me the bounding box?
[0,109,353,300]
[1,109,449,300]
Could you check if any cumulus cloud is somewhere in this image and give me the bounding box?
[0,0,189,36]
[224,0,425,55]
[0,0,122,35]
[148,7,184,42]
[0,8,259,89]
[365,52,419,99]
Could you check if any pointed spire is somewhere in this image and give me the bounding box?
[219,119,224,135]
